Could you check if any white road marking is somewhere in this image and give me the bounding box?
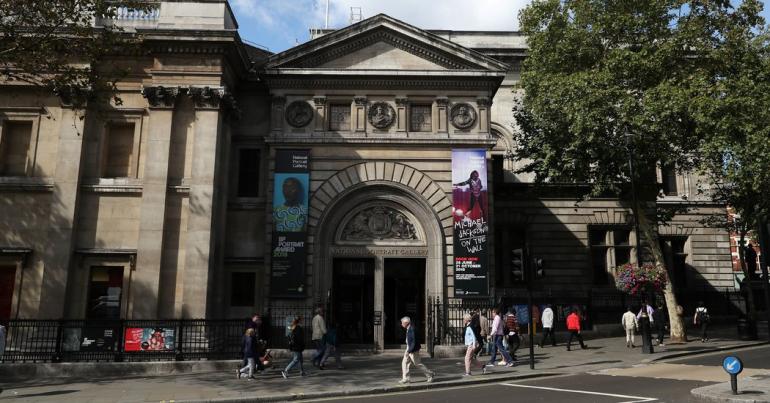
[500,383,658,403]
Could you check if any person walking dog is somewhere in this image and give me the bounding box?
[398,316,434,384]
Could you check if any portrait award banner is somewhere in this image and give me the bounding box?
[452,149,489,297]
[271,149,310,297]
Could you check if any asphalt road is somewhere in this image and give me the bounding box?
[670,344,770,369]
[307,373,712,403]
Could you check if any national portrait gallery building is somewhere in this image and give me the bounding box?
[0,1,735,350]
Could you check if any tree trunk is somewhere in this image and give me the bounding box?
[634,199,686,342]
[738,231,757,322]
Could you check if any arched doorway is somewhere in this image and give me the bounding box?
[311,180,446,350]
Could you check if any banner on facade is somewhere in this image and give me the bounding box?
[451,149,489,296]
[270,149,310,297]
[123,327,175,352]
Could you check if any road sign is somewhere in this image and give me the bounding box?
[722,356,743,375]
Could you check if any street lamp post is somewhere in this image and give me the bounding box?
[624,131,654,354]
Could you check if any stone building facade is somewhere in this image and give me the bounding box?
[0,1,733,348]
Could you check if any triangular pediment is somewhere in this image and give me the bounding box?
[265,14,509,72]
[318,41,447,70]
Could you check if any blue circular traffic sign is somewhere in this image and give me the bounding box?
[722,356,743,375]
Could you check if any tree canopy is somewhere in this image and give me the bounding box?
[0,0,150,107]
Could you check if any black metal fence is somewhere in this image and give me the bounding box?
[0,304,317,363]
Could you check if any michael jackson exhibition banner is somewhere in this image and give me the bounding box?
[452,149,489,296]
[271,149,310,297]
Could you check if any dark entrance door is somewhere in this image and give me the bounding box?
[0,265,16,320]
[384,258,425,346]
[332,258,374,344]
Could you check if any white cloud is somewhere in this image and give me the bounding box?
[231,0,530,50]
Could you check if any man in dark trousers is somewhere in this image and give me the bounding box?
[504,308,520,363]
[566,309,587,351]
[745,243,759,279]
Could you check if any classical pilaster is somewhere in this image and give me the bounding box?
[271,96,285,133]
[395,97,408,133]
[374,256,384,352]
[182,86,225,318]
[477,97,491,134]
[353,96,367,132]
[435,97,449,133]
[313,96,327,133]
[130,85,181,318]
[38,105,85,318]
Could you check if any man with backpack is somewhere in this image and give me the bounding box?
[694,301,710,342]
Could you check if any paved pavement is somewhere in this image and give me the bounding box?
[0,330,767,402]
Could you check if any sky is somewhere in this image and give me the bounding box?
[230,0,770,53]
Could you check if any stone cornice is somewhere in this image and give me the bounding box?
[141,85,239,115]
[263,76,502,92]
[265,135,497,146]
[142,86,181,109]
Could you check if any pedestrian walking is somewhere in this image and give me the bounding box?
[319,323,343,370]
[621,307,638,348]
[236,328,258,380]
[637,301,655,325]
[282,316,307,378]
[565,309,587,351]
[479,309,489,356]
[398,316,434,384]
[652,303,668,346]
[745,243,759,279]
[241,313,261,369]
[694,301,710,342]
[311,306,327,367]
[504,308,520,363]
[486,307,514,367]
[463,313,486,376]
[539,305,556,347]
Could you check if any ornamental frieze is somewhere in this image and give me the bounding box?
[342,206,418,241]
[367,102,395,129]
[450,102,477,129]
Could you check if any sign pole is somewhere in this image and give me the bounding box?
[722,355,743,395]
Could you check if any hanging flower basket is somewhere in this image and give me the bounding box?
[615,263,668,296]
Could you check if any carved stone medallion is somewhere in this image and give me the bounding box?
[367,102,395,129]
[341,206,418,241]
[450,102,477,129]
[285,101,314,128]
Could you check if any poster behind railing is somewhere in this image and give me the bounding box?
[124,327,175,352]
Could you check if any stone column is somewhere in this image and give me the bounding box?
[374,255,385,351]
[395,97,408,133]
[38,104,85,318]
[130,86,180,318]
[271,96,285,133]
[353,96,367,132]
[181,87,225,318]
[435,98,449,133]
[477,98,491,134]
[313,96,326,135]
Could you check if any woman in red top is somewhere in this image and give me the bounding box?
[566,310,587,351]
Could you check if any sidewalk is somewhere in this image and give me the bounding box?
[691,375,770,402]
[0,331,766,403]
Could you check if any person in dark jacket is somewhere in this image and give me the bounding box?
[319,323,343,369]
[281,316,307,378]
[504,308,520,363]
[236,328,257,379]
[398,316,434,384]
[652,303,668,346]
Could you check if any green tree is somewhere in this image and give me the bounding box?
[1,0,150,108]
[695,24,770,329]
[514,0,766,342]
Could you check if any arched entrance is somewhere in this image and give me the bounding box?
[310,170,449,350]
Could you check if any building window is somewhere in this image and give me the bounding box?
[0,121,33,176]
[661,237,688,288]
[237,148,260,198]
[328,104,351,131]
[590,227,634,285]
[102,123,135,178]
[409,105,432,132]
[230,272,256,307]
[86,266,123,319]
[661,164,678,196]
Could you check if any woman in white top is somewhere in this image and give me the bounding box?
[694,301,710,342]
